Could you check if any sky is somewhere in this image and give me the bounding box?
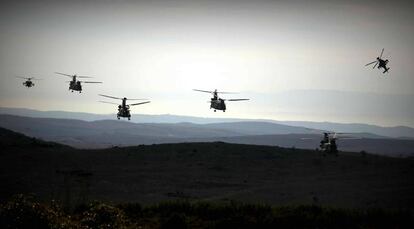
[0,0,413,127]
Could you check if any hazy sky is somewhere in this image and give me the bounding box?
[1,0,413,127]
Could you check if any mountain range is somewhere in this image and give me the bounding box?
[1,107,414,138]
[0,112,413,157]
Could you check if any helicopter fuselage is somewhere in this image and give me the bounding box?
[210,98,226,112]
[320,137,338,154]
[69,80,82,92]
[117,105,131,120]
[377,58,390,73]
[23,80,34,88]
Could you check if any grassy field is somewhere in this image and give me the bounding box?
[1,127,413,210]
[1,127,414,227]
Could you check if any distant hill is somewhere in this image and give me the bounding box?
[198,134,414,157]
[204,122,319,135]
[275,120,414,139]
[0,114,318,148]
[1,107,414,138]
[0,114,413,156]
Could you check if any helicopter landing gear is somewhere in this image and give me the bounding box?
[128,117,130,120]
[223,110,225,112]
[214,110,216,112]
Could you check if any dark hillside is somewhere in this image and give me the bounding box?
[0,127,413,211]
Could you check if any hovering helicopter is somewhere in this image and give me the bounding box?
[98,94,150,120]
[320,132,339,155]
[16,76,41,88]
[55,72,102,93]
[319,132,359,155]
[193,89,249,112]
[365,48,390,73]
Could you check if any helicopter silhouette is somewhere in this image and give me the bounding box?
[99,94,150,120]
[319,132,360,155]
[193,89,249,112]
[320,132,339,155]
[55,72,102,93]
[16,76,41,88]
[365,48,390,73]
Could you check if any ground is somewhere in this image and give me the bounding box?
[1,128,413,210]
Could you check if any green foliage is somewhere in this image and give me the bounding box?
[79,202,129,229]
[1,196,413,229]
[0,194,73,229]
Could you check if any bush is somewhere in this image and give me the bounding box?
[0,194,72,229]
[1,196,412,229]
[80,202,129,229]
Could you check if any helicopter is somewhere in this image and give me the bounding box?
[319,132,360,155]
[193,89,249,112]
[16,76,41,88]
[55,72,102,93]
[365,48,390,73]
[98,94,150,120]
[320,132,339,155]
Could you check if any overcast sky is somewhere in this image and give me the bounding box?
[0,0,413,127]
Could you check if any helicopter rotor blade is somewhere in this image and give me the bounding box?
[373,62,378,69]
[226,99,249,101]
[77,76,93,78]
[15,76,30,80]
[129,101,151,106]
[99,101,119,105]
[365,61,377,66]
[217,91,238,94]
[193,89,214,94]
[54,72,74,77]
[98,94,123,100]
[81,81,102,83]
[126,98,149,101]
[379,48,384,59]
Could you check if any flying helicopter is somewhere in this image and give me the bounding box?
[365,48,390,73]
[16,76,41,88]
[55,72,102,93]
[193,89,249,112]
[320,132,339,155]
[319,132,360,155]
[98,94,150,120]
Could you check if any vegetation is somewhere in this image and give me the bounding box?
[1,195,412,229]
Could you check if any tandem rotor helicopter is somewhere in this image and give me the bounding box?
[320,132,339,155]
[365,48,390,74]
[193,89,249,112]
[99,94,150,120]
[55,72,102,93]
[319,132,360,155]
[16,76,41,88]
